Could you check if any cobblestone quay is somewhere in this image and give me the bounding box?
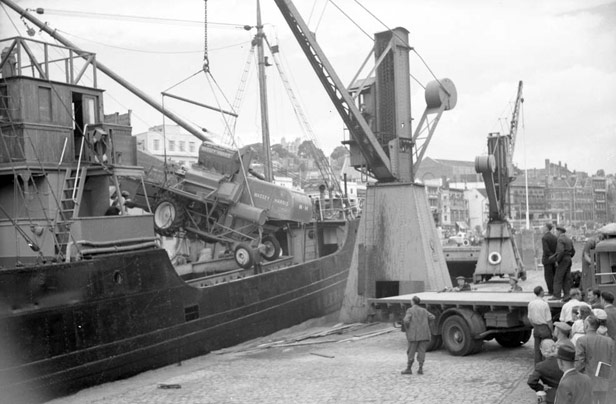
[49,272,555,404]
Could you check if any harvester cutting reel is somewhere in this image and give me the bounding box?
[152,192,281,269]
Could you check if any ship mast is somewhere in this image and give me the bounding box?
[255,0,273,182]
[1,0,212,143]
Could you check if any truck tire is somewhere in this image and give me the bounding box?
[442,315,475,356]
[260,235,281,261]
[495,330,532,348]
[427,334,442,352]
[153,194,185,236]
[234,243,256,269]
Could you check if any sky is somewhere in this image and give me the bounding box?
[1,0,615,175]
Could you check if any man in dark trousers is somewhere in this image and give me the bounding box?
[401,296,435,375]
[542,223,558,296]
[549,225,575,301]
[554,344,592,404]
[527,339,563,404]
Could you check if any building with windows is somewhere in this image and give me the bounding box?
[134,124,199,167]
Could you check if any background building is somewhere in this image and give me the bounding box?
[134,125,199,167]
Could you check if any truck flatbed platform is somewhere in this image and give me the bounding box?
[369,291,563,309]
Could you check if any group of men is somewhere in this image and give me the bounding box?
[527,285,616,403]
[541,223,576,301]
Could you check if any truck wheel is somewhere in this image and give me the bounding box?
[260,235,281,261]
[495,330,532,348]
[153,194,185,236]
[234,243,255,269]
[427,334,442,352]
[442,315,475,356]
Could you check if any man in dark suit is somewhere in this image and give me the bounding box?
[550,225,575,301]
[554,344,592,404]
[542,223,558,295]
[401,296,435,375]
[528,339,563,404]
[575,315,615,404]
[601,291,616,340]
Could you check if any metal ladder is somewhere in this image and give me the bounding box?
[55,140,87,259]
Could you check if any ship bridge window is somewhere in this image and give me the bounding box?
[38,86,52,121]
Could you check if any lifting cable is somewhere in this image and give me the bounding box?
[203,0,209,73]
[351,0,446,94]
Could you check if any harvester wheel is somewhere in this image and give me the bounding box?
[234,243,256,269]
[153,194,186,236]
[260,235,281,261]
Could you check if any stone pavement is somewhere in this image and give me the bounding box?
[48,268,556,404]
[48,321,540,404]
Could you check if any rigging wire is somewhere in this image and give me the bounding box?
[0,2,21,34]
[57,29,250,55]
[353,0,447,90]
[329,0,372,40]
[34,8,248,29]
[313,0,329,34]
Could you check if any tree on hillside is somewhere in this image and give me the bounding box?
[272,143,293,159]
[330,146,348,160]
[330,145,348,171]
[242,143,265,163]
[298,140,325,161]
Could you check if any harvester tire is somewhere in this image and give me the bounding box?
[260,235,281,261]
[234,243,256,269]
[153,194,186,237]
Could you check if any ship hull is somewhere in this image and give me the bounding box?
[0,219,358,403]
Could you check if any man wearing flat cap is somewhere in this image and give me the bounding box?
[453,276,471,292]
[527,339,563,404]
[554,344,592,404]
[549,225,575,301]
[553,322,575,352]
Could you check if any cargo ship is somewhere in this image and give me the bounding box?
[0,3,358,402]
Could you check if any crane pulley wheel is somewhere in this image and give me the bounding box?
[425,78,457,110]
[474,155,496,174]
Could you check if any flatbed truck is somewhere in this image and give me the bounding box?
[369,291,563,356]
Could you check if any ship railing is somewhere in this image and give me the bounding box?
[1,36,98,87]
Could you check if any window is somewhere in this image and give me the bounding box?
[189,142,196,153]
[38,87,52,121]
[169,140,176,152]
[84,96,96,124]
[179,141,185,152]
[153,139,160,151]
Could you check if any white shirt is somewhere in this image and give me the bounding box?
[559,299,591,323]
[528,297,552,325]
[570,319,585,346]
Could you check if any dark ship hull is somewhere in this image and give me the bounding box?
[1,219,357,403]
[0,30,359,402]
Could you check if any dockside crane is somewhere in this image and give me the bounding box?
[474,81,525,282]
[273,0,458,319]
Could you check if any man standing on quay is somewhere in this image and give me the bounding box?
[528,286,554,364]
[401,296,435,376]
[550,225,575,301]
[542,223,558,296]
